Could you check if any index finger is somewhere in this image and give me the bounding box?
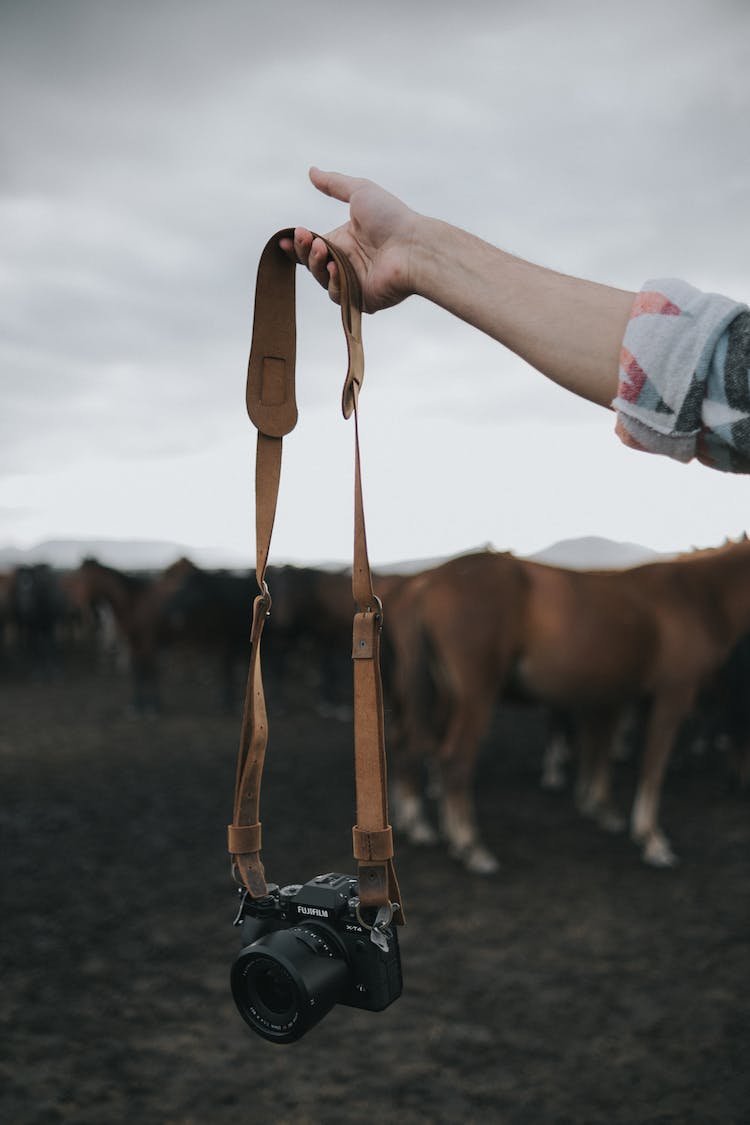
[278,227,312,261]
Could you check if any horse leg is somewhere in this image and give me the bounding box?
[220,644,237,712]
[574,710,599,814]
[575,708,626,833]
[387,687,439,847]
[612,700,643,761]
[387,618,444,847]
[436,695,498,875]
[630,690,691,867]
[130,636,161,715]
[390,729,439,847]
[540,708,573,790]
[391,777,439,846]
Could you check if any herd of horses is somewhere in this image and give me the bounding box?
[0,557,354,713]
[2,539,749,872]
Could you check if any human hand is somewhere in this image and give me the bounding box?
[279,167,419,313]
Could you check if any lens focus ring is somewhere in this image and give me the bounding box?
[231,926,349,1044]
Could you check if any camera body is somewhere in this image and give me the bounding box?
[231,872,402,1043]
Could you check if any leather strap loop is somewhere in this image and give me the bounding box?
[228,822,262,854]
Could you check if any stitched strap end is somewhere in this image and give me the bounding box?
[352,824,394,862]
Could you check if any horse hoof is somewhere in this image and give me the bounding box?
[642,835,679,868]
[463,846,500,876]
[575,784,598,817]
[541,769,566,791]
[409,821,439,847]
[596,808,626,834]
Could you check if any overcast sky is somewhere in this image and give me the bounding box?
[2,0,749,567]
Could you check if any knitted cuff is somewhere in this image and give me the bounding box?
[612,278,748,469]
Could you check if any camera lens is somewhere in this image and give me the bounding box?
[254,962,295,1014]
[231,926,350,1044]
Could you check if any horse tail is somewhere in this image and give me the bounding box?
[384,606,446,747]
[410,621,449,738]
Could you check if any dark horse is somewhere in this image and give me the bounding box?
[384,541,750,872]
[266,565,356,715]
[162,561,365,714]
[159,562,257,709]
[5,564,70,676]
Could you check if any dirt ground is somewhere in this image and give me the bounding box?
[2,650,749,1125]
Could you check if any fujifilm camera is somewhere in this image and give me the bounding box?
[231,872,402,1043]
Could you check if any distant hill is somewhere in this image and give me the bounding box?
[0,535,672,574]
[378,538,672,574]
[527,536,670,570]
[375,554,453,575]
[0,538,248,572]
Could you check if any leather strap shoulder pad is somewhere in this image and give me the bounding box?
[246,228,299,437]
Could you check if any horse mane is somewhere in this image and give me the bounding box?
[675,536,750,566]
[80,556,149,591]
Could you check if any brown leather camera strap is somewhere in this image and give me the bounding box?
[228,228,404,924]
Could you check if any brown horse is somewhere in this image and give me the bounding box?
[384,541,750,872]
[64,557,195,711]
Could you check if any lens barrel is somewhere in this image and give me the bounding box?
[231,925,350,1043]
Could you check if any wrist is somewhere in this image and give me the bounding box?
[406,214,447,302]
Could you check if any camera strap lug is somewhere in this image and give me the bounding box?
[232,889,249,927]
[356,901,399,953]
[229,229,405,925]
[369,927,391,955]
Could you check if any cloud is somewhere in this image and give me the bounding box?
[1,0,749,560]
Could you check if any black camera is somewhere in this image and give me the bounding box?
[231,872,402,1043]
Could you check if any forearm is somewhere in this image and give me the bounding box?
[294,167,750,473]
[409,216,636,409]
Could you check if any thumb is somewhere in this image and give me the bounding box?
[309,166,363,205]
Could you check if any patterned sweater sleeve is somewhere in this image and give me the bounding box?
[612,278,750,471]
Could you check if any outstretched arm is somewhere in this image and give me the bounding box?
[281,167,636,409]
